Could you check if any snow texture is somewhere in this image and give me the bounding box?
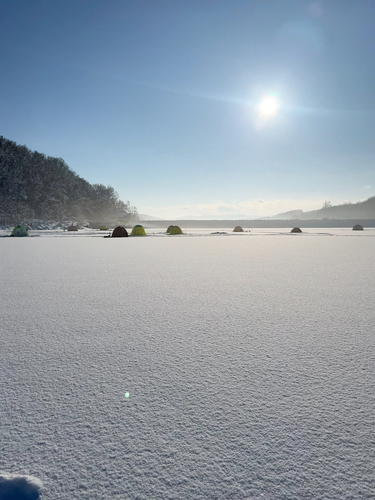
[0,473,42,500]
[1,233,374,499]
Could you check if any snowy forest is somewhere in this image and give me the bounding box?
[0,136,137,226]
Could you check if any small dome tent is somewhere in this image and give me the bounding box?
[131,225,146,236]
[100,225,108,231]
[233,226,244,232]
[112,226,128,237]
[352,224,364,231]
[67,225,78,231]
[11,225,29,237]
[167,225,183,235]
[291,227,302,233]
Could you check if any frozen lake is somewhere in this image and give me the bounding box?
[1,234,374,499]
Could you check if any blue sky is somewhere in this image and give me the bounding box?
[1,0,375,218]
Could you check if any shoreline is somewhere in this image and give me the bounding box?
[142,218,375,229]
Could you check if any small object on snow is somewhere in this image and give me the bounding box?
[291,227,302,233]
[125,392,130,398]
[67,225,78,231]
[131,225,146,236]
[112,226,129,237]
[233,226,244,232]
[352,224,364,231]
[166,225,183,235]
[10,224,29,237]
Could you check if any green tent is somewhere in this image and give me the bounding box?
[131,224,146,236]
[11,225,29,237]
[167,225,183,235]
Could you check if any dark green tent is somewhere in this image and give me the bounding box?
[11,225,29,237]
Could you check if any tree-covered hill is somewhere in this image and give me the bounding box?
[0,136,137,225]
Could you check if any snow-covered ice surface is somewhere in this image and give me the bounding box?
[1,234,374,499]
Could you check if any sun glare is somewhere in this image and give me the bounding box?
[259,96,278,116]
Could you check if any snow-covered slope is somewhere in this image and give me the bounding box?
[1,236,374,499]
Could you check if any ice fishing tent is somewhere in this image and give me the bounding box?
[352,224,364,231]
[167,225,183,235]
[112,226,128,237]
[10,225,29,237]
[100,225,108,231]
[131,225,146,236]
[291,227,302,233]
[233,226,244,232]
[67,225,78,231]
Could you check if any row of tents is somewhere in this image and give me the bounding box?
[7,224,184,237]
[110,225,183,237]
[7,224,179,237]
[8,223,366,237]
[234,225,365,233]
[111,225,146,237]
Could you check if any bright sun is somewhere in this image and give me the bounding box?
[259,96,278,115]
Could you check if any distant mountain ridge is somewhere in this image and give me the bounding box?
[138,214,165,221]
[270,197,375,220]
[142,197,375,222]
[176,213,259,220]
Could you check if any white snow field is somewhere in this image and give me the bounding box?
[1,234,374,499]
